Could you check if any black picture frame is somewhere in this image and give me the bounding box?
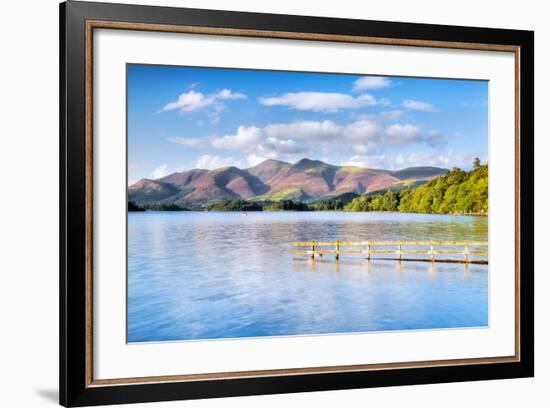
[60,1,534,406]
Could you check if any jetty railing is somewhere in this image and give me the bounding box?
[293,240,488,264]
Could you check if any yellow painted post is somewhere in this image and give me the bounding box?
[335,240,340,260]
[310,240,315,259]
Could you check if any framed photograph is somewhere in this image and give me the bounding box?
[60,1,534,406]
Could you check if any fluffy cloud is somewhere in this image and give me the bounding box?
[384,124,446,149]
[353,76,392,91]
[342,150,477,171]
[193,154,245,169]
[163,91,215,112]
[355,110,403,123]
[245,154,271,167]
[170,119,382,156]
[215,89,247,100]
[167,107,447,167]
[259,92,378,112]
[264,120,354,141]
[344,119,381,143]
[377,110,403,121]
[166,137,208,147]
[212,126,263,152]
[162,89,247,115]
[211,125,309,163]
[343,154,388,169]
[150,164,170,179]
[265,119,378,143]
[402,99,437,112]
[394,151,470,168]
[351,143,377,154]
[207,117,444,164]
[384,124,421,144]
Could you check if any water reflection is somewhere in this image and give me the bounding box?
[128,211,488,342]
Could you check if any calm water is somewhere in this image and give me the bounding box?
[128,212,488,343]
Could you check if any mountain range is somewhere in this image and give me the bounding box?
[128,158,448,206]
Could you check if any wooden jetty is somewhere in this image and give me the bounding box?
[293,240,488,264]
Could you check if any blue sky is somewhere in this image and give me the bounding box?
[128,64,488,183]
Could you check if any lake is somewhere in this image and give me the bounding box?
[127,211,488,343]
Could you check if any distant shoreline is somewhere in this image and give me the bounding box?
[128,208,488,217]
[129,163,488,217]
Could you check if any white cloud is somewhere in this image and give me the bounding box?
[353,76,392,91]
[150,164,170,179]
[352,143,379,155]
[263,120,349,141]
[259,92,378,112]
[377,110,402,121]
[384,124,446,149]
[167,137,208,147]
[216,89,247,100]
[356,110,402,122]
[207,116,445,164]
[341,150,477,171]
[245,154,270,167]
[193,154,245,170]
[207,103,225,124]
[344,119,380,142]
[395,151,463,169]
[343,154,388,169]
[162,88,247,116]
[171,110,447,169]
[211,125,309,164]
[212,126,263,153]
[163,91,215,112]
[402,99,437,112]
[262,119,380,144]
[263,137,306,155]
[384,124,421,144]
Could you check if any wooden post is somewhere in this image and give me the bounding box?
[293,240,487,264]
[366,243,371,261]
[398,243,402,261]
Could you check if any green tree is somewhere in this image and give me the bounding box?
[207,200,263,211]
[128,201,145,212]
[346,163,488,215]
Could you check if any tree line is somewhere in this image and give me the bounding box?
[128,201,188,211]
[345,161,488,215]
[206,199,310,212]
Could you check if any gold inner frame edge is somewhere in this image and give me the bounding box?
[84,19,521,388]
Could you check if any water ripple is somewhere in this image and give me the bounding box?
[128,211,488,342]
